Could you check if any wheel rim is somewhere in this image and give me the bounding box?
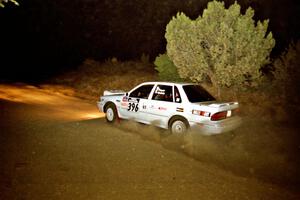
[171,120,186,135]
[106,108,114,121]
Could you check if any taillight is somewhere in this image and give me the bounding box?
[192,110,211,117]
[211,111,227,121]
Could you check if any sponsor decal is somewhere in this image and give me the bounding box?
[127,98,140,112]
[176,107,184,112]
[128,102,139,112]
[128,98,140,103]
[158,107,167,111]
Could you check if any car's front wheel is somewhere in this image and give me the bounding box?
[169,117,189,135]
[105,104,117,123]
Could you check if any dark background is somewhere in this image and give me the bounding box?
[0,0,299,81]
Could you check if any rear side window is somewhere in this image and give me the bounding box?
[152,85,173,102]
[174,86,182,103]
[183,85,215,103]
[129,84,154,99]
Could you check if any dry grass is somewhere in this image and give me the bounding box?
[51,58,294,123]
[51,58,158,102]
[201,84,293,122]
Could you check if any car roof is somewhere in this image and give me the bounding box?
[141,81,196,86]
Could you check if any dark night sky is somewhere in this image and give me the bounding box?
[0,0,299,82]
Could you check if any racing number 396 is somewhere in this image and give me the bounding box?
[128,103,139,112]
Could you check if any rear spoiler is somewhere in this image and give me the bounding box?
[209,102,239,108]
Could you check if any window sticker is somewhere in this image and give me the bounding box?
[154,86,165,95]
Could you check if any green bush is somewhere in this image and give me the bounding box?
[0,0,19,7]
[154,53,183,82]
[273,41,300,104]
[165,0,275,90]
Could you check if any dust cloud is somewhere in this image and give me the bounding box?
[112,117,300,191]
[0,84,104,121]
[184,119,300,187]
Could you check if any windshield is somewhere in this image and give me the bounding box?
[183,85,216,103]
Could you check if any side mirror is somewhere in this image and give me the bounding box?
[175,97,181,103]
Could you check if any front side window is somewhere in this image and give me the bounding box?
[129,84,154,99]
[152,85,173,102]
[183,85,215,103]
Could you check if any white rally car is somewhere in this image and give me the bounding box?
[97,82,241,135]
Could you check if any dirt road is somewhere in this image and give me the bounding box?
[0,84,299,199]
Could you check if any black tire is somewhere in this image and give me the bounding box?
[169,116,189,135]
[105,104,117,123]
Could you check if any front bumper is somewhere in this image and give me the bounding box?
[190,116,242,135]
[97,101,104,112]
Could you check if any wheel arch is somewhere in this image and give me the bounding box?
[104,101,121,122]
[104,101,116,112]
[168,115,190,129]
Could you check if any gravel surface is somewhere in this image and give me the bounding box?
[0,84,299,200]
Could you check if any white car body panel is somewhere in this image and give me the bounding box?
[97,82,242,135]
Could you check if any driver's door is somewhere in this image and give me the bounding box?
[119,84,154,121]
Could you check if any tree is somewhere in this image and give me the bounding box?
[0,0,19,7]
[165,0,275,93]
[154,53,183,82]
[273,41,300,104]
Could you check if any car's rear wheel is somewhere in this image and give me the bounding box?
[105,104,117,123]
[169,117,189,135]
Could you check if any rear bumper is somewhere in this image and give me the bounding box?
[190,116,242,135]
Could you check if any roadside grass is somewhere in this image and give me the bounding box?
[50,58,291,122]
[51,58,158,102]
